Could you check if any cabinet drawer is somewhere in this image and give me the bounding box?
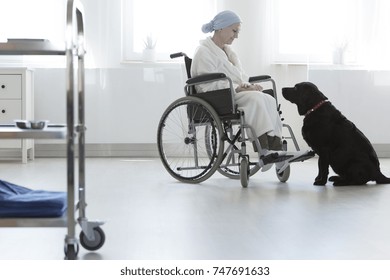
[0,75,22,99]
[0,100,21,124]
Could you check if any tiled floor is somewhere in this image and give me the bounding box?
[1,157,390,260]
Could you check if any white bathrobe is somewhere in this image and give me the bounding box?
[191,37,283,140]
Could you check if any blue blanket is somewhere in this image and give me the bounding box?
[0,180,67,218]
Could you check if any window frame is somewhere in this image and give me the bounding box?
[121,0,217,62]
[271,0,361,65]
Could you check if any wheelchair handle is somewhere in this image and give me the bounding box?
[170,52,187,59]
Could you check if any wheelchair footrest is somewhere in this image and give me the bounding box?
[260,152,293,165]
[275,150,315,173]
[288,150,315,163]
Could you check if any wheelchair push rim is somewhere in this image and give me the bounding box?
[157,96,224,184]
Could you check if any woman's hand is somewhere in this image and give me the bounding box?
[236,83,263,92]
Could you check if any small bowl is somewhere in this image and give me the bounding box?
[30,120,48,129]
[15,120,48,129]
[15,120,30,129]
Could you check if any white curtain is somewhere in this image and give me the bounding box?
[364,0,390,70]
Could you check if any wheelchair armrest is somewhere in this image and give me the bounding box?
[248,75,271,83]
[249,75,280,104]
[186,73,227,85]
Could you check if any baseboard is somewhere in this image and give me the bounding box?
[372,144,390,158]
[1,143,390,159]
[0,143,159,159]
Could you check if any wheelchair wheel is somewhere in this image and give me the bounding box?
[276,165,290,182]
[216,124,260,179]
[240,157,249,188]
[157,96,224,183]
[276,140,290,182]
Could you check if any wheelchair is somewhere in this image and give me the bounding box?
[157,52,314,187]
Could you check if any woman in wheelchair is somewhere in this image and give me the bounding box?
[157,10,314,187]
[191,10,283,154]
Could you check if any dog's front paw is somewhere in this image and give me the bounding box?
[313,180,326,186]
[314,177,327,185]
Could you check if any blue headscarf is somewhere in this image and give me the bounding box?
[202,10,242,33]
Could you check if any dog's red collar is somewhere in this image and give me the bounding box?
[305,100,330,117]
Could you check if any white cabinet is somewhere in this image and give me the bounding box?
[0,68,34,163]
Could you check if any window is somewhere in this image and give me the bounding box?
[0,0,65,43]
[121,0,217,62]
[0,0,66,66]
[272,0,390,68]
[272,0,359,64]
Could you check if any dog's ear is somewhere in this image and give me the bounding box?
[295,85,313,115]
[302,82,328,100]
[313,85,328,100]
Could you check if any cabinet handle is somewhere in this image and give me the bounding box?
[1,85,5,89]
[1,109,5,114]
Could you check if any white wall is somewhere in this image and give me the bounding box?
[308,66,390,144]
[34,65,186,144]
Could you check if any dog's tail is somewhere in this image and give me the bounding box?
[375,172,390,184]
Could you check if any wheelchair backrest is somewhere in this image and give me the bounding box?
[170,52,237,118]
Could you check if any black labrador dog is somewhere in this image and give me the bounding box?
[282,82,390,186]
